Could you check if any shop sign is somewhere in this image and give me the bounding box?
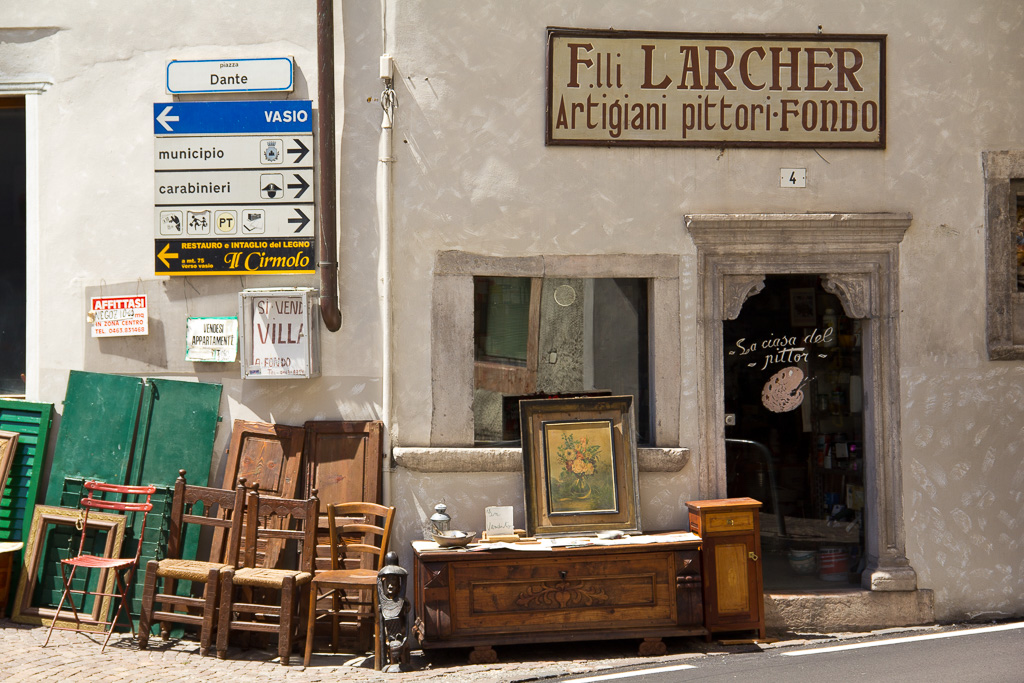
[547,29,885,148]
[155,238,314,275]
[239,288,321,379]
[89,296,148,337]
[166,57,294,94]
[185,316,238,362]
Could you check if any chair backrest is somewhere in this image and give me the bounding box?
[325,502,395,572]
[167,469,248,566]
[79,480,156,563]
[242,487,320,574]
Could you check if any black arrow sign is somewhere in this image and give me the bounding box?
[288,138,310,164]
[287,173,310,199]
[288,208,310,233]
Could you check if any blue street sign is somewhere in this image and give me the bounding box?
[154,100,313,135]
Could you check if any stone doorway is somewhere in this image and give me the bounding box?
[686,213,917,593]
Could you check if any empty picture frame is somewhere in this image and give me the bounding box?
[0,429,20,510]
[520,395,641,537]
[12,505,126,630]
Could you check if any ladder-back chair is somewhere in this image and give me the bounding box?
[43,480,156,651]
[302,502,395,669]
[216,487,319,665]
[137,470,248,656]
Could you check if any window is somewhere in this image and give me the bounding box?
[984,151,1024,359]
[0,98,26,395]
[472,276,650,446]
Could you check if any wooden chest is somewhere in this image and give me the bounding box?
[414,538,704,659]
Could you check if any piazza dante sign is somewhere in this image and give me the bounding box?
[546,28,885,148]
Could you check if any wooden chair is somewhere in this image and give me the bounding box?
[302,502,395,669]
[43,480,156,651]
[216,487,319,665]
[137,470,247,656]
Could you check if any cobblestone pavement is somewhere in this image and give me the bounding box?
[0,618,768,683]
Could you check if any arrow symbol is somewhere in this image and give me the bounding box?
[287,173,310,198]
[156,105,179,132]
[288,208,310,233]
[288,138,309,163]
[157,243,179,268]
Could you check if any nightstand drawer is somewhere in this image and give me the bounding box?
[704,510,754,533]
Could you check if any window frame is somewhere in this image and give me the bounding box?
[430,252,680,448]
[984,151,1024,359]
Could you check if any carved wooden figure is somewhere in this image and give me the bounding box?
[377,551,411,672]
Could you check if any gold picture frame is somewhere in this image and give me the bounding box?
[0,429,20,510]
[520,395,640,537]
[12,505,127,630]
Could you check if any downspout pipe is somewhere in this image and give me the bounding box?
[317,0,341,331]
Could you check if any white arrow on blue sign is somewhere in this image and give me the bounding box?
[153,100,313,135]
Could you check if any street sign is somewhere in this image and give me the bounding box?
[153,100,315,275]
[166,57,294,94]
[155,238,313,275]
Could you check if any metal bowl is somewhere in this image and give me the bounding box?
[432,530,476,547]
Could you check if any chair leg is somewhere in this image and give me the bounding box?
[215,569,235,660]
[137,561,159,649]
[199,568,221,657]
[303,583,318,667]
[279,576,295,666]
[100,569,132,652]
[43,564,77,647]
[373,593,381,671]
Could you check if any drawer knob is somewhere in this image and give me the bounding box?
[559,570,568,580]
[727,518,734,526]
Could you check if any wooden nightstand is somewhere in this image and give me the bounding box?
[686,498,765,639]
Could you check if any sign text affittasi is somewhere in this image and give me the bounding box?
[547,29,885,148]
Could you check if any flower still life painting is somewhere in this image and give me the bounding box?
[543,420,618,515]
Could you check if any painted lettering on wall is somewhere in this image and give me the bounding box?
[548,30,885,147]
[250,296,309,376]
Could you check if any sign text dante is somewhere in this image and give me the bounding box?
[547,29,885,148]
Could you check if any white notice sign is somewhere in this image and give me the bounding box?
[185,317,238,362]
[166,57,294,94]
[90,296,149,337]
[249,295,309,377]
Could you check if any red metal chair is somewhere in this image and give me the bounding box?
[43,480,156,651]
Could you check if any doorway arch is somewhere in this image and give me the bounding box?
[687,213,917,591]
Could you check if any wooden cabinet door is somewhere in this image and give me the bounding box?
[703,534,761,629]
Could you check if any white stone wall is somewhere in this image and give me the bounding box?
[383,1,1024,622]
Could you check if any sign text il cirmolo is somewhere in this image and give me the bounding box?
[153,100,315,276]
[547,29,885,148]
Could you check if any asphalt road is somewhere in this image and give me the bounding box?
[558,621,1024,683]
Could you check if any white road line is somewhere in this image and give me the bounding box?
[782,621,1024,657]
[566,663,696,682]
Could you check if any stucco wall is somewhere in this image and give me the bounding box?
[383,1,1024,622]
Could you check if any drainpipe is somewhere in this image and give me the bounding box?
[316,0,341,332]
[379,54,396,507]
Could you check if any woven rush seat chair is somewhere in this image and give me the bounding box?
[137,470,248,656]
[303,502,395,669]
[217,487,319,666]
[43,479,156,651]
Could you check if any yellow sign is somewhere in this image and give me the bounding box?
[547,29,885,148]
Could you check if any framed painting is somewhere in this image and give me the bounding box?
[12,505,126,630]
[520,395,640,537]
